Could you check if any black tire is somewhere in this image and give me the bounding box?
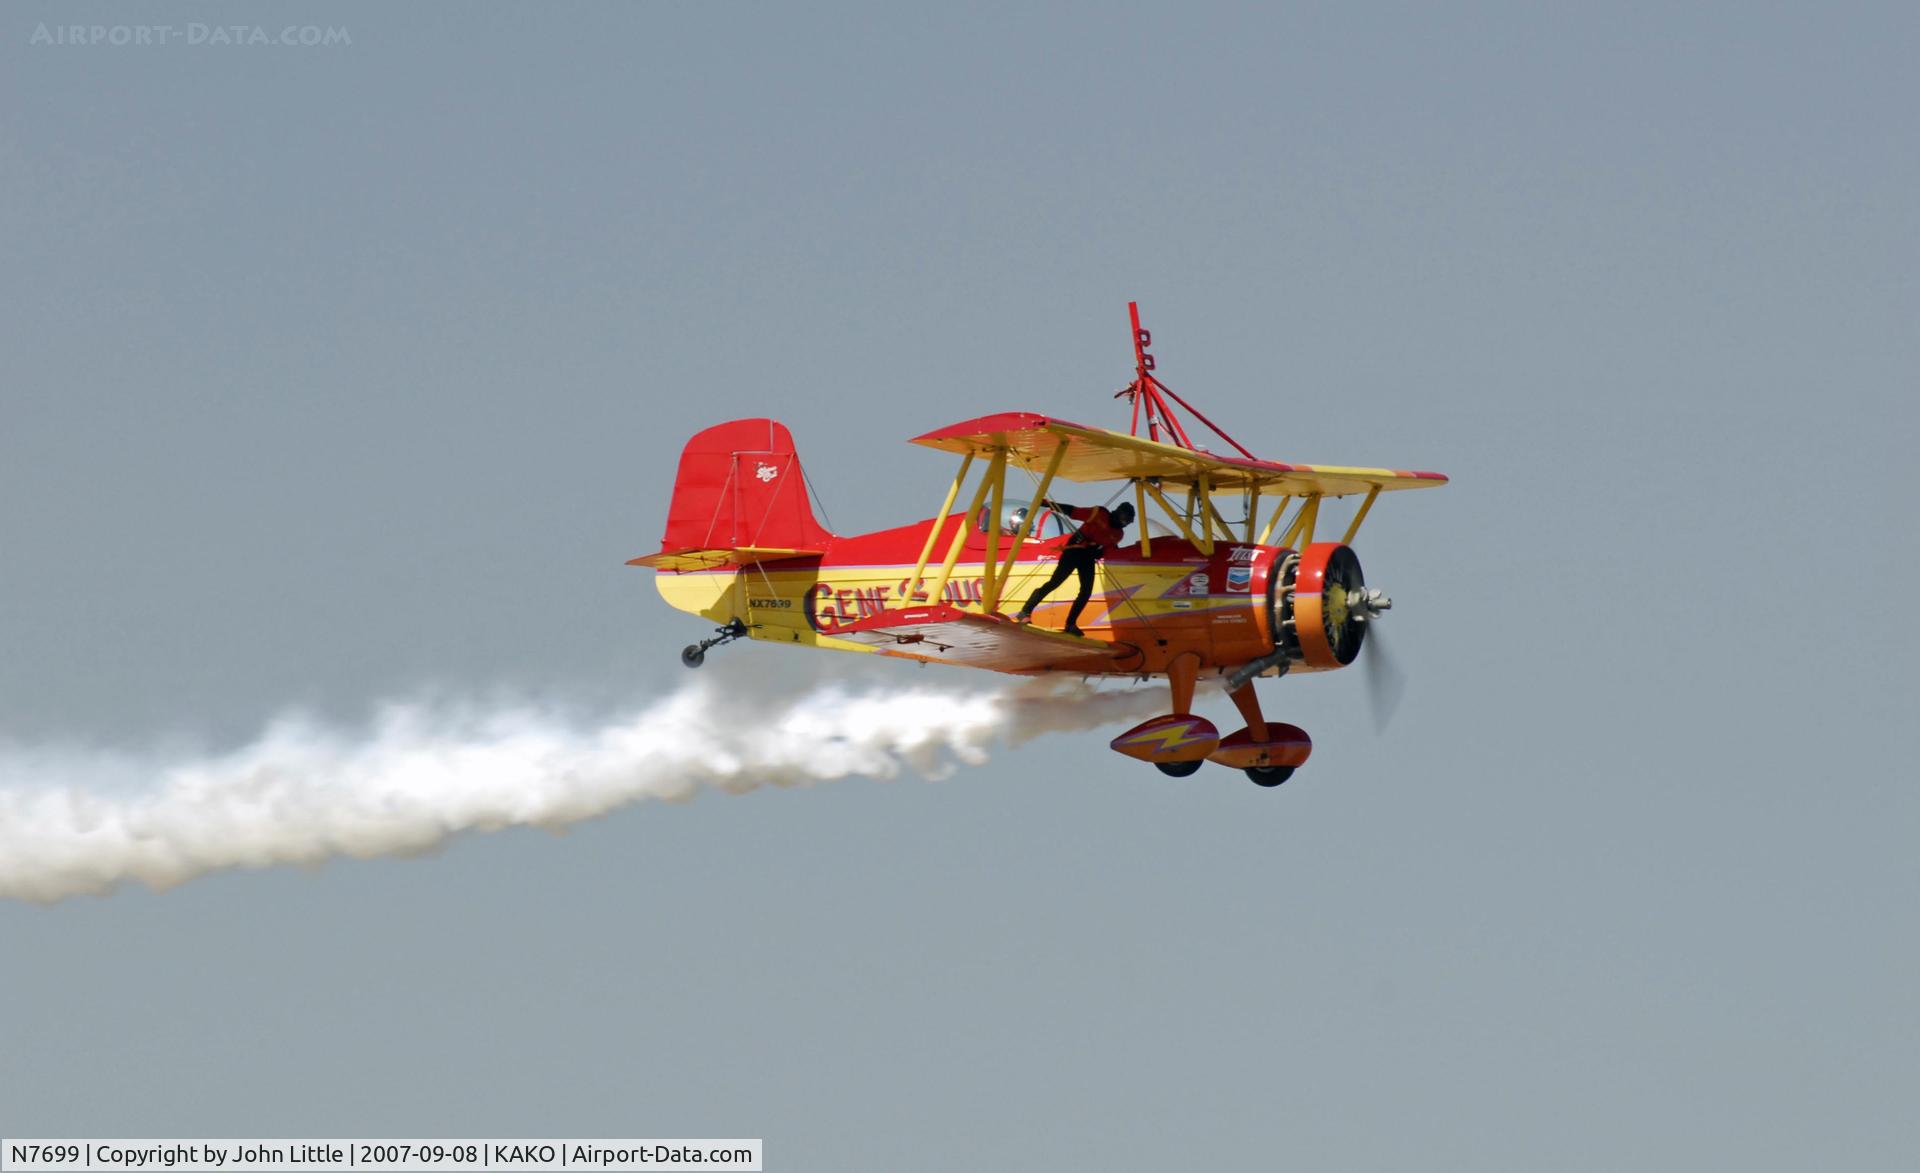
[1154,759,1203,778]
[680,645,706,669]
[1245,765,1294,787]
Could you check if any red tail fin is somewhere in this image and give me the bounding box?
[633,419,833,569]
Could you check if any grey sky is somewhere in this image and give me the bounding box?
[2,3,1915,1169]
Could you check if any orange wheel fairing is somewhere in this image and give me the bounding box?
[1208,724,1312,769]
[1110,714,1221,763]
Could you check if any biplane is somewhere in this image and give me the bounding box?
[630,304,1446,786]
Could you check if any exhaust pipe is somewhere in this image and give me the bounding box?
[1225,651,1290,691]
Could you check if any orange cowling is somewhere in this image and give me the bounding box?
[1109,714,1220,763]
[1208,724,1312,769]
[1290,542,1367,671]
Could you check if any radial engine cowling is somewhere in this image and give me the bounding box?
[1270,542,1381,671]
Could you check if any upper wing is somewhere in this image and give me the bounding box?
[825,605,1132,673]
[912,412,1447,496]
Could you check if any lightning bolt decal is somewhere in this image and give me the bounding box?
[1120,721,1214,751]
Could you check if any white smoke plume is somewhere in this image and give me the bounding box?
[0,675,1167,904]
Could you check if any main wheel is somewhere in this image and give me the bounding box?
[1154,759,1203,778]
[1245,765,1294,787]
[680,645,706,669]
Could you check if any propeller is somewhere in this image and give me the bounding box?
[1350,587,1405,733]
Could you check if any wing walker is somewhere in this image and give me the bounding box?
[631,304,1447,787]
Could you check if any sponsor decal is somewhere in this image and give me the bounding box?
[1228,546,1257,565]
[1225,565,1253,593]
[1163,569,1212,598]
[804,576,989,632]
[754,462,779,483]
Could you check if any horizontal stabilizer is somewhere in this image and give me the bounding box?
[825,605,1131,673]
[627,546,823,572]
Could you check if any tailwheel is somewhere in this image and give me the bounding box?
[1245,765,1295,788]
[1154,760,1204,778]
[677,619,748,669]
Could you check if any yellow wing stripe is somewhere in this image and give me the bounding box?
[912,413,1446,496]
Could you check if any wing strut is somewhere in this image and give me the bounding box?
[909,452,975,591]
[984,438,1067,612]
[929,448,1003,606]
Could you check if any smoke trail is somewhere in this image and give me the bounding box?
[0,675,1167,904]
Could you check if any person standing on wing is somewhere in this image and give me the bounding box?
[1013,499,1135,637]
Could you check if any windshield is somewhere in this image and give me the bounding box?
[976,499,1072,541]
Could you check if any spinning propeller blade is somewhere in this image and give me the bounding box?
[1361,621,1406,733]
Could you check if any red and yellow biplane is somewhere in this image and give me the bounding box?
[631,305,1446,786]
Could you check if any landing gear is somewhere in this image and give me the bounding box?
[1111,653,1220,773]
[1215,681,1310,789]
[678,619,748,669]
[1112,666,1314,788]
[1244,765,1294,787]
